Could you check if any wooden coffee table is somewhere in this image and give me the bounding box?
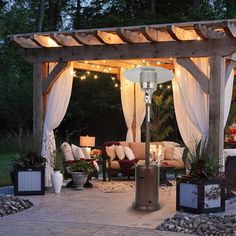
[160,166,175,186]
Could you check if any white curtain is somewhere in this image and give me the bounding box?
[135,83,145,142]
[224,69,234,127]
[173,58,234,149]
[41,63,73,186]
[120,68,134,142]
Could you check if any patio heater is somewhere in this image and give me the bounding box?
[124,66,173,211]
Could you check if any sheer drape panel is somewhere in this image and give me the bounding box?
[120,69,134,142]
[41,63,73,186]
[173,58,209,148]
[135,83,145,142]
[173,58,234,150]
[224,70,234,127]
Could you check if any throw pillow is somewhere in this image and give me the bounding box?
[173,147,185,161]
[71,144,85,160]
[124,146,135,160]
[81,147,91,159]
[105,145,116,160]
[60,142,74,162]
[92,161,100,172]
[115,145,125,160]
[164,147,174,160]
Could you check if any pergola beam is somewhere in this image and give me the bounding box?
[176,58,209,94]
[209,56,225,172]
[33,63,47,153]
[42,61,70,94]
[18,38,236,63]
[73,62,119,74]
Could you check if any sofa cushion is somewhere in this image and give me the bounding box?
[124,146,135,160]
[106,160,121,169]
[163,141,180,148]
[129,142,145,160]
[105,145,117,160]
[161,160,184,169]
[115,145,125,160]
[164,147,174,160]
[60,142,74,162]
[119,141,129,147]
[173,147,184,161]
[71,144,85,160]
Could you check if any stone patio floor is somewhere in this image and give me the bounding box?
[0,181,236,236]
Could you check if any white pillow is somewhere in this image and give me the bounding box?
[105,145,116,161]
[115,145,125,160]
[93,161,100,172]
[173,147,184,161]
[124,146,135,160]
[82,147,91,159]
[71,144,85,160]
[60,142,74,162]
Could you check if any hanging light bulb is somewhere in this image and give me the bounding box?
[86,71,90,75]
[94,75,98,79]
[159,84,163,88]
[115,83,118,88]
[111,77,115,81]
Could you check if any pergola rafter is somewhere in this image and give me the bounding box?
[9,19,236,169]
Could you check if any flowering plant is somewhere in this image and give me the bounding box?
[90,149,102,159]
[67,158,95,175]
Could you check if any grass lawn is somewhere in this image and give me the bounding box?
[0,152,14,186]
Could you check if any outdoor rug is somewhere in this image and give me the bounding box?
[90,180,135,193]
[90,179,176,193]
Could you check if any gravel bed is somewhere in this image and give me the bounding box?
[157,213,236,236]
[0,195,33,217]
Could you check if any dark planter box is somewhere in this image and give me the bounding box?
[14,167,45,196]
[176,176,225,214]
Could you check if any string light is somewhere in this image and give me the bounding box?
[159,84,163,88]
[85,61,88,64]
[94,75,98,79]
[86,71,90,75]
[115,83,118,88]
[111,77,116,81]
[157,61,161,65]
[197,36,201,40]
[73,70,76,76]
[167,85,171,89]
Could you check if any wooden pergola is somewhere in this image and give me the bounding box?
[9,19,236,167]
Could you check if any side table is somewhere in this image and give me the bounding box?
[96,159,106,182]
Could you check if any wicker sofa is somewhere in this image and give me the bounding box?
[102,141,185,181]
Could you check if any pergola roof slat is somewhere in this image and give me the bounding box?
[116,28,149,43]
[193,24,226,39]
[9,19,236,49]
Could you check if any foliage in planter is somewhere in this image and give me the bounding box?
[50,150,63,171]
[182,139,221,181]
[68,159,95,175]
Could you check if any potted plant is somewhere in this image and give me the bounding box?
[68,158,95,190]
[176,139,225,214]
[10,151,46,195]
[50,150,63,193]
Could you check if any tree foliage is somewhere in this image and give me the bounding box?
[1,0,236,143]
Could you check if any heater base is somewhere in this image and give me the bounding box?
[133,164,160,212]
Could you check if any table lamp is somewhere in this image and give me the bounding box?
[80,136,95,155]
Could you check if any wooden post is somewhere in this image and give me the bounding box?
[209,56,225,172]
[33,63,47,154]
